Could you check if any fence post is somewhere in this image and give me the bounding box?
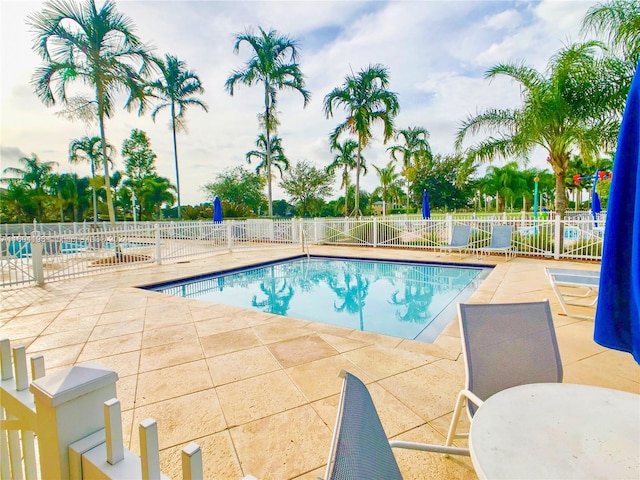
[446,214,453,241]
[227,222,233,250]
[554,215,561,260]
[31,238,44,286]
[373,217,378,248]
[155,224,162,265]
[29,362,118,479]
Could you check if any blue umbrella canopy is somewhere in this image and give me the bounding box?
[594,62,640,364]
[213,196,223,224]
[592,191,602,226]
[422,190,431,219]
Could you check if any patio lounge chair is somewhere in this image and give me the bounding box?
[325,370,469,480]
[437,224,471,257]
[445,300,563,449]
[545,267,600,320]
[475,225,515,260]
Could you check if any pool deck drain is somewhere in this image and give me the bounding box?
[1,245,637,479]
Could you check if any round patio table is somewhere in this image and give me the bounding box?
[469,383,640,479]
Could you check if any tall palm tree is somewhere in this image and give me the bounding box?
[372,161,404,215]
[225,27,310,217]
[246,134,289,178]
[324,64,400,216]
[69,136,113,223]
[29,0,153,227]
[583,0,640,64]
[387,126,433,209]
[147,54,208,220]
[326,139,362,216]
[455,41,621,219]
[141,176,176,219]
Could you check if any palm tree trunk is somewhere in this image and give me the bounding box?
[98,111,116,228]
[354,141,362,217]
[264,85,273,217]
[90,161,98,224]
[171,102,182,220]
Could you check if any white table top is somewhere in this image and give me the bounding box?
[469,383,640,480]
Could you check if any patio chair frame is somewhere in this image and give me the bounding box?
[545,267,599,320]
[475,225,516,260]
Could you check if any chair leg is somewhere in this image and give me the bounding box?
[445,391,467,447]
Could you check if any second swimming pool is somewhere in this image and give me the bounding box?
[144,256,491,343]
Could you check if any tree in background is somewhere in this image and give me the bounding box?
[30,0,153,227]
[225,27,310,217]
[280,160,333,217]
[147,54,208,220]
[456,41,622,219]
[411,154,472,211]
[372,161,404,215]
[69,136,113,223]
[388,126,432,209]
[246,134,289,180]
[122,129,157,207]
[583,0,640,65]
[140,176,176,220]
[202,166,266,217]
[324,64,399,216]
[326,139,361,216]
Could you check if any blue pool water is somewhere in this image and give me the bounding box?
[145,256,490,343]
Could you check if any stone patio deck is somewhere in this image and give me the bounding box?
[1,246,638,479]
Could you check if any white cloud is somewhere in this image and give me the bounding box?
[1,0,601,206]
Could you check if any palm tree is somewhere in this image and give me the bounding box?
[2,154,58,221]
[225,27,310,217]
[583,0,640,64]
[246,134,289,178]
[326,139,362,216]
[141,176,176,219]
[372,161,404,215]
[455,42,621,219]
[324,64,400,216]
[147,54,208,220]
[387,126,433,209]
[29,0,153,226]
[69,136,113,223]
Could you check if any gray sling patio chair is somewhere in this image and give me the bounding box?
[437,224,472,257]
[325,370,469,480]
[445,300,563,449]
[545,267,600,320]
[475,225,515,260]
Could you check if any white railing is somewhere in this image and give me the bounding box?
[0,338,209,480]
[1,214,605,288]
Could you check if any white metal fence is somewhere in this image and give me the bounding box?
[0,214,604,288]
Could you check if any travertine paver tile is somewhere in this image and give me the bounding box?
[285,354,370,402]
[367,382,425,438]
[251,322,310,344]
[94,350,140,378]
[139,339,204,373]
[317,333,369,353]
[194,315,248,337]
[342,344,430,380]
[27,327,93,353]
[77,332,142,362]
[0,311,58,340]
[379,363,462,422]
[428,410,471,442]
[200,328,262,357]
[25,343,83,369]
[19,300,71,316]
[130,389,226,451]
[116,374,138,411]
[135,360,213,407]
[206,345,280,386]
[267,334,339,369]
[554,321,607,364]
[158,431,243,480]
[563,354,640,394]
[54,303,107,319]
[216,370,307,426]
[89,319,144,341]
[230,405,332,480]
[144,303,193,329]
[97,308,146,326]
[142,323,199,349]
[189,304,247,322]
[43,314,101,335]
[103,293,147,313]
[347,330,404,349]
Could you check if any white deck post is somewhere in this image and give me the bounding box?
[29,362,118,479]
[155,224,162,265]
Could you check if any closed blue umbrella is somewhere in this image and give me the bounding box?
[594,62,640,364]
[213,196,223,224]
[422,190,431,220]
[592,190,602,227]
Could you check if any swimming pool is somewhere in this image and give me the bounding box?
[144,256,491,343]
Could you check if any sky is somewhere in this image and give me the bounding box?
[0,0,602,206]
